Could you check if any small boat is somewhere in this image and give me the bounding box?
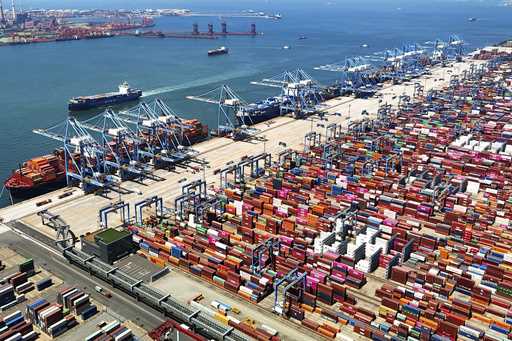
[299,36,307,40]
[282,45,290,50]
[208,46,229,56]
[468,17,477,22]
[361,44,369,48]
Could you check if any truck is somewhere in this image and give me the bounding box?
[95,285,112,298]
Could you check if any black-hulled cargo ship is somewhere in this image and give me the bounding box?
[236,97,283,125]
[68,82,142,111]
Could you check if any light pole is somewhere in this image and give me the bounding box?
[202,160,210,184]
[316,123,326,142]
[278,142,288,166]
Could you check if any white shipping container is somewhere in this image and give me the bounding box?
[4,333,21,341]
[239,286,253,295]
[102,320,120,334]
[446,265,463,275]
[114,329,133,341]
[48,318,67,333]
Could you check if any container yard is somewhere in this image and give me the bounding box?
[0,37,511,340]
[121,48,512,340]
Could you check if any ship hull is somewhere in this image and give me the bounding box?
[236,106,281,125]
[208,52,228,56]
[208,48,228,56]
[6,178,68,200]
[68,91,142,111]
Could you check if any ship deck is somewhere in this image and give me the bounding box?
[72,90,140,101]
[0,56,486,244]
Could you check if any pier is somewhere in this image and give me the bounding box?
[129,23,259,40]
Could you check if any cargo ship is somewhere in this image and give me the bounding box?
[208,46,228,56]
[236,97,282,125]
[176,119,209,145]
[68,82,142,111]
[4,150,68,199]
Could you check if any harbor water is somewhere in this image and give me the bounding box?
[0,0,510,207]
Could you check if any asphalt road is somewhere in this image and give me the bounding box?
[0,224,166,332]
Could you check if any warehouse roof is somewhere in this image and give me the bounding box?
[91,228,130,245]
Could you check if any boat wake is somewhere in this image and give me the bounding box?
[142,70,257,98]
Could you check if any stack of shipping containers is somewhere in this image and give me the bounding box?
[127,50,512,340]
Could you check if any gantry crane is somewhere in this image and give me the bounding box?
[316,56,379,98]
[33,117,113,193]
[251,69,325,118]
[187,84,258,140]
[81,109,152,181]
[448,34,465,62]
[116,100,191,167]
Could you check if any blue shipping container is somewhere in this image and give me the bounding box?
[81,305,98,320]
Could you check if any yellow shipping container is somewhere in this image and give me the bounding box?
[214,312,229,325]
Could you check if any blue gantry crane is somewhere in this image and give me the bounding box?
[316,56,379,98]
[145,98,196,147]
[187,84,258,140]
[423,35,467,64]
[448,34,465,62]
[116,100,192,167]
[251,69,325,118]
[135,195,164,225]
[251,238,279,275]
[99,200,131,229]
[430,39,449,64]
[380,42,429,83]
[81,109,152,181]
[273,268,307,315]
[33,117,114,193]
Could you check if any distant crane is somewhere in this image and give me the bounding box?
[251,69,324,118]
[425,35,466,63]
[10,0,14,24]
[373,42,430,83]
[0,0,6,27]
[448,34,465,61]
[316,56,379,98]
[431,39,448,64]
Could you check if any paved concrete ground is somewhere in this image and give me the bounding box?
[59,310,150,341]
[115,254,163,283]
[152,266,321,341]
